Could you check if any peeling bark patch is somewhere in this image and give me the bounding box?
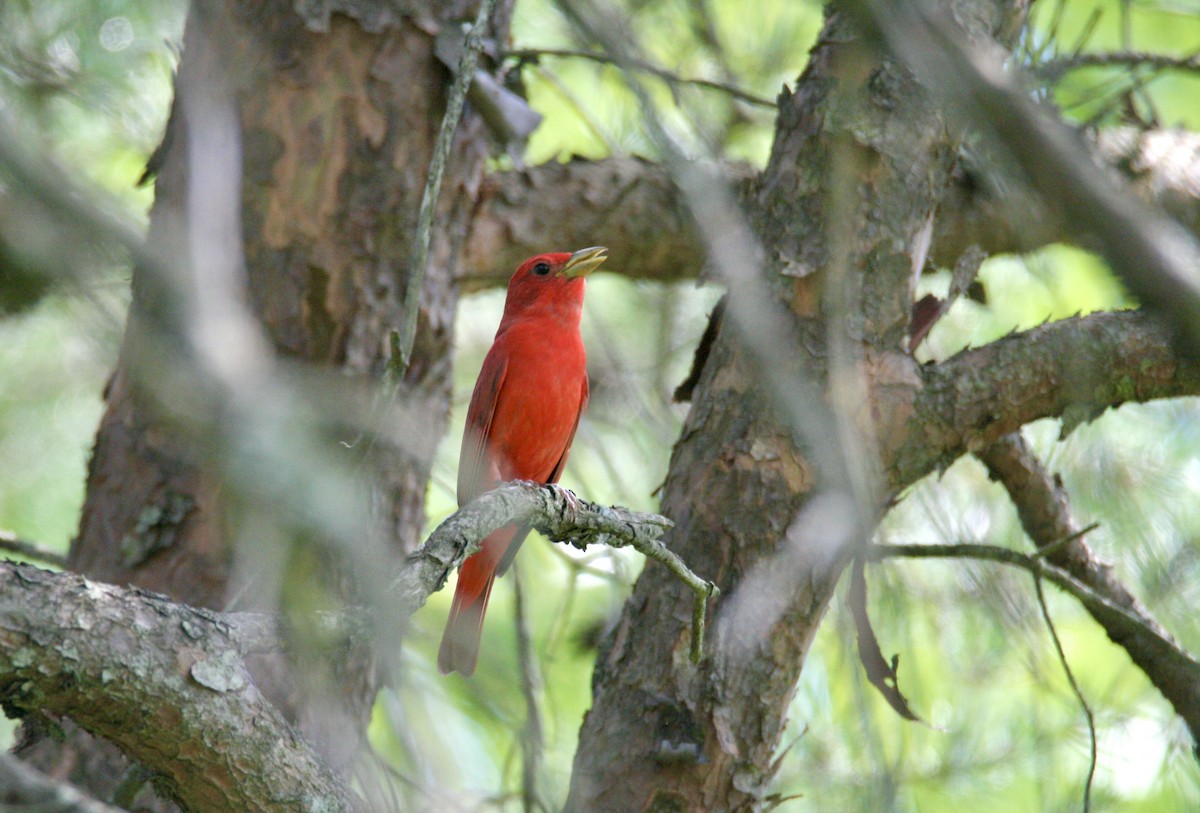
[190,651,247,693]
[260,20,385,249]
[652,701,706,765]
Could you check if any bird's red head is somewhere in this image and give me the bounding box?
[500,247,607,327]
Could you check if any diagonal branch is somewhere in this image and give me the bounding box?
[0,562,359,813]
[846,0,1200,351]
[894,310,1200,489]
[0,752,125,813]
[978,432,1200,750]
[932,126,1200,265]
[869,536,1200,763]
[395,0,499,372]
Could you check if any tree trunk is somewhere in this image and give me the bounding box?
[26,0,510,801]
[567,3,1023,810]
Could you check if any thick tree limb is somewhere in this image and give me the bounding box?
[560,0,991,806]
[0,485,696,813]
[7,129,1198,311]
[0,562,358,813]
[460,156,730,288]
[460,127,1200,286]
[894,310,1200,489]
[978,433,1200,749]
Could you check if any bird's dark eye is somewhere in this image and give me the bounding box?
[532,262,551,276]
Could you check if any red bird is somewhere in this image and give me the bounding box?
[438,247,607,676]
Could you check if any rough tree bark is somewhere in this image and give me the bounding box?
[6,0,1200,809]
[25,0,514,802]
[566,3,1025,810]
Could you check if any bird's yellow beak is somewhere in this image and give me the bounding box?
[559,246,608,278]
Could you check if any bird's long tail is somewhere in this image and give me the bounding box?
[438,526,517,676]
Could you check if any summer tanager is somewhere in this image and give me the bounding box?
[438,246,607,676]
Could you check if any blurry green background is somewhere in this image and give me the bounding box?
[3,0,1200,810]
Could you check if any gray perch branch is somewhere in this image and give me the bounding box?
[395,481,719,662]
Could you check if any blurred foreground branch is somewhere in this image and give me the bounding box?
[0,752,123,813]
[846,0,1200,351]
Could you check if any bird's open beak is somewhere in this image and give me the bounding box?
[559,246,608,278]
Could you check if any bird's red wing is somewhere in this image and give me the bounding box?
[546,374,588,485]
[457,351,508,506]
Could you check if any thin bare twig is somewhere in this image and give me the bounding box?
[1038,50,1200,81]
[505,47,775,108]
[0,752,125,813]
[0,530,66,568]
[1031,574,1097,813]
[866,541,1196,670]
[978,433,1200,752]
[512,562,547,813]
[395,0,499,373]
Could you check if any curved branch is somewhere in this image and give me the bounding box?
[0,563,357,813]
[979,433,1200,748]
[892,310,1200,488]
[504,48,774,107]
[867,541,1200,706]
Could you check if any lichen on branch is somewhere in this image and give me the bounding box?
[396,481,718,661]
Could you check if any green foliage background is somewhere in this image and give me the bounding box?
[2,0,1199,809]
